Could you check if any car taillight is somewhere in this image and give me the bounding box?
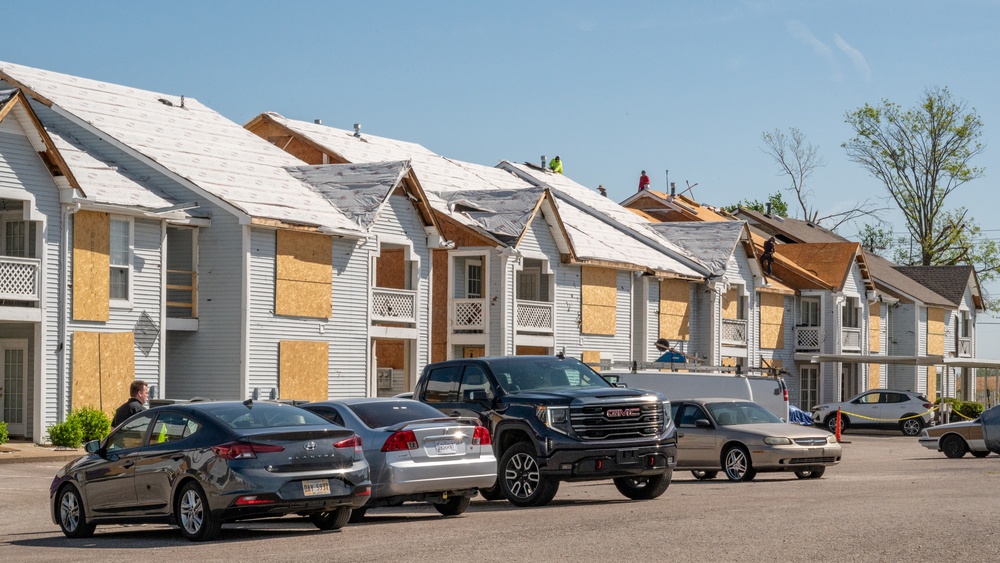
[334,435,363,455]
[212,441,285,460]
[382,430,418,452]
[472,426,492,446]
[783,389,789,402]
[923,403,933,409]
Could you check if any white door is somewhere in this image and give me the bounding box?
[1,340,27,436]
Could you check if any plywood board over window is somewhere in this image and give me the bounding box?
[722,288,739,320]
[759,293,785,349]
[581,350,602,371]
[275,230,332,318]
[927,307,945,356]
[73,211,110,322]
[869,303,881,353]
[659,279,689,341]
[71,331,136,418]
[926,366,938,402]
[581,266,616,336]
[280,340,329,402]
[869,363,881,388]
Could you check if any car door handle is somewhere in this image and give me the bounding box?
[122,461,134,469]
[449,411,462,417]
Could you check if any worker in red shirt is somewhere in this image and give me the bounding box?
[638,170,650,191]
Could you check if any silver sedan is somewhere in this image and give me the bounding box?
[671,398,842,481]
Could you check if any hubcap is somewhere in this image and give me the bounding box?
[60,491,80,532]
[180,489,204,534]
[725,450,748,479]
[903,420,920,435]
[505,453,540,498]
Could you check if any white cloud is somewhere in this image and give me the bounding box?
[834,34,872,83]
[786,19,842,82]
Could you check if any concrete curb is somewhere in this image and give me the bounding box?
[0,443,83,465]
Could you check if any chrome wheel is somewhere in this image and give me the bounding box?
[179,489,204,535]
[499,442,559,507]
[900,418,923,436]
[723,446,757,482]
[505,452,540,499]
[176,482,220,541]
[57,486,94,538]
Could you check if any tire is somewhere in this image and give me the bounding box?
[176,482,221,542]
[478,481,505,501]
[900,417,923,436]
[941,435,967,459]
[613,471,671,500]
[691,470,719,481]
[434,495,472,516]
[722,445,757,482]
[347,507,368,524]
[499,442,559,507]
[972,450,991,458]
[825,415,848,434]
[56,485,96,539]
[310,507,351,530]
[794,467,826,479]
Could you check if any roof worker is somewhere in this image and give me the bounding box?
[548,155,563,174]
[597,184,607,197]
[638,170,650,191]
[760,236,776,277]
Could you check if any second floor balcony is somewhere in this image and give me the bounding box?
[841,327,862,352]
[516,299,554,334]
[371,287,417,324]
[796,326,820,351]
[721,318,747,347]
[452,298,486,332]
[0,256,40,303]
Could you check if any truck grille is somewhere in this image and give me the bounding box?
[570,402,665,440]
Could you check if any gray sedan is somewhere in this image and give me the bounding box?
[302,398,497,521]
[671,399,842,481]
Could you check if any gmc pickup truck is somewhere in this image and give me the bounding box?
[414,355,677,507]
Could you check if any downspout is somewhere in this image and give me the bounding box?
[56,202,81,422]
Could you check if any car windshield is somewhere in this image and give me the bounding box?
[348,401,447,429]
[210,403,331,429]
[490,357,612,394]
[707,401,782,425]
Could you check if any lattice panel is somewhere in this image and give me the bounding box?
[455,301,484,328]
[796,327,820,348]
[517,302,553,330]
[372,289,415,321]
[0,259,39,300]
[721,318,747,344]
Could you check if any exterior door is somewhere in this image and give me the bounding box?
[0,340,27,436]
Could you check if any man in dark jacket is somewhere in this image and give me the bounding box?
[112,380,148,427]
[760,236,776,276]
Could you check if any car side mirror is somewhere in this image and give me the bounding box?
[463,389,491,404]
[695,419,712,428]
[84,440,101,454]
[614,382,628,388]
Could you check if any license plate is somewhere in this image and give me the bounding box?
[302,479,331,497]
[435,440,458,454]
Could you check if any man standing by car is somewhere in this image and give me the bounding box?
[111,380,148,427]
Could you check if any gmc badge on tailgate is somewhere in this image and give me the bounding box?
[606,407,641,418]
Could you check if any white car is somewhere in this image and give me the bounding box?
[810,389,933,436]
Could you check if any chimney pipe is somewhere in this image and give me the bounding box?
[766,202,772,215]
[541,155,546,169]
[354,123,362,138]
[314,119,322,125]
[670,182,676,196]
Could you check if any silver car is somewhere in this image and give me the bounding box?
[810,389,933,436]
[671,398,842,481]
[50,401,371,541]
[302,398,497,521]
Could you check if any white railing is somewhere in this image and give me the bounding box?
[796,326,820,350]
[371,287,417,324]
[452,298,487,331]
[959,337,972,357]
[516,299,554,334]
[721,318,747,346]
[0,257,40,301]
[842,327,862,351]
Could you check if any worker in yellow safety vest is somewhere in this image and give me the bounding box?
[548,155,563,174]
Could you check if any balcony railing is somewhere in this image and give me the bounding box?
[371,287,417,324]
[842,327,861,352]
[166,269,197,318]
[795,326,820,350]
[721,318,747,346]
[0,257,40,302]
[958,337,972,357]
[452,298,486,331]
[516,299,554,334]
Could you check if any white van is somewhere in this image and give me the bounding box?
[602,366,789,422]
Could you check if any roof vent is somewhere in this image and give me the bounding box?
[314,119,322,125]
[541,155,546,169]
[354,123,362,138]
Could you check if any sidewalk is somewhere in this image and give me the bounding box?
[0,440,83,465]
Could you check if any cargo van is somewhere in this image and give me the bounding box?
[601,364,789,422]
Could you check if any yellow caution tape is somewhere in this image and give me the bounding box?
[834,408,934,423]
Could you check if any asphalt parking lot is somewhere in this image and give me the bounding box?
[2,431,999,562]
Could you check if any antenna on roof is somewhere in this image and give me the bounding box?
[679,181,698,199]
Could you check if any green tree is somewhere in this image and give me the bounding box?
[724,191,789,216]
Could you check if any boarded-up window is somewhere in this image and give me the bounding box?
[581,266,616,336]
[869,364,881,388]
[71,331,135,418]
[927,308,945,356]
[659,279,689,340]
[279,340,329,401]
[73,211,110,321]
[759,293,785,349]
[275,230,332,318]
[517,346,549,356]
[376,249,407,289]
[869,303,881,353]
[582,350,602,371]
[722,288,739,320]
[926,366,937,402]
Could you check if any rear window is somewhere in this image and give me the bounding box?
[210,403,331,429]
[348,401,446,429]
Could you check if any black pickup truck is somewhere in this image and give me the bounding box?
[414,355,677,506]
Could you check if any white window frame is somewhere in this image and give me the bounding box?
[800,365,819,410]
[110,215,134,309]
[517,266,541,301]
[799,298,820,327]
[842,296,860,328]
[466,259,483,299]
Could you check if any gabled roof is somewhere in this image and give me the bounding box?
[646,221,751,278]
[435,187,547,246]
[0,61,363,236]
[621,189,732,222]
[737,208,952,307]
[775,242,873,293]
[894,265,983,310]
[0,87,80,192]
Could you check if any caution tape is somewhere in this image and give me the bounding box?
[833,408,934,423]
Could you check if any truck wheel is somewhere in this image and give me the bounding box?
[722,445,757,482]
[691,470,718,480]
[499,442,559,507]
[613,471,671,500]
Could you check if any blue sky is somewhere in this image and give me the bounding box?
[6,0,1000,333]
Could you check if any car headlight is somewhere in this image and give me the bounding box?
[662,400,672,427]
[536,405,571,435]
[763,436,793,445]
[811,405,828,413]
[826,435,838,444]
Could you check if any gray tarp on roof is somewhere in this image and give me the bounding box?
[285,161,410,230]
[438,188,545,245]
[647,221,746,277]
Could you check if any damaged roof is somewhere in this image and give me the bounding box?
[647,221,749,277]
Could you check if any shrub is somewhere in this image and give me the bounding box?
[0,421,8,445]
[48,418,84,449]
[68,406,112,442]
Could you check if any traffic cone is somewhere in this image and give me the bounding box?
[835,407,842,443]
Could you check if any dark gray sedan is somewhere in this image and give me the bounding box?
[50,400,371,541]
[302,398,497,521]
